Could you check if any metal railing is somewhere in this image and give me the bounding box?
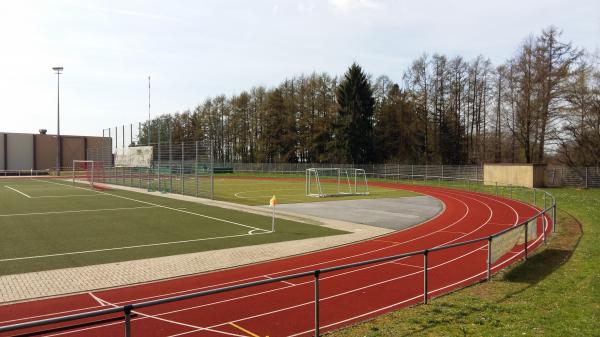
[0,169,49,177]
[0,176,556,336]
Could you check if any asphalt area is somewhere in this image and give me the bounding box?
[264,196,443,230]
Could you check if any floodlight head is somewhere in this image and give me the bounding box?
[52,67,63,72]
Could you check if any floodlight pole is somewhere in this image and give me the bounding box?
[53,67,63,176]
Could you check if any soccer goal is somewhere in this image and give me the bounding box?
[72,160,107,189]
[305,168,369,197]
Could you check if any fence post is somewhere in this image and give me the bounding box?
[553,200,557,233]
[157,129,161,191]
[210,142,215,200]
[487,236,493,281]
[181,142,185,195]
[169,130,173,193]
[510,184,513,199]
[524,223,528,260]
[495,182,498,196]
[423,250,429,304]
[533,188,536,206]
[441,165,444,180]
[124,305,132,337]
[195,141,199,198]
[314,270,321,337]
[542,212,547,244]
[585,167,588,189]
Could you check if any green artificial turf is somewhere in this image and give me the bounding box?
[102,170,420,206]
[0,178,347,275]
[327,186,599,337]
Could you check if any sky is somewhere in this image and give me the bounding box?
[0,0,598,139]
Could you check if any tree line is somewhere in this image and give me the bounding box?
[137,26,600,166]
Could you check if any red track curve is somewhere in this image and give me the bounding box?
[0,182,552,337]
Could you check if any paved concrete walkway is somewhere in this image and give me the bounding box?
[0,185,395,303]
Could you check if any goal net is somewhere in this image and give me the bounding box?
[305,168,369,198]
[72,160,108,190]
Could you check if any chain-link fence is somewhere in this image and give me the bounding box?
[85,138,600,189]
[87,140,215,199]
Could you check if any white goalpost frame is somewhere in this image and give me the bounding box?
[305,168,369,198]
[72,160,98,187]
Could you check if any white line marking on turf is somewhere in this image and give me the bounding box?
[0,206,158,217]
[35,179,270,233]
[30,194,102,198]
[0,232,271,263]
[4,186,31,198]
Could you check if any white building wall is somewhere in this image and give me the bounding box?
[6,133,34,170]
[0,133,5,170]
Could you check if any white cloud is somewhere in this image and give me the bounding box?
[297,1,316,12]
[329,0,382,12]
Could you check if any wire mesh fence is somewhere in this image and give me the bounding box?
[86,140,215,199]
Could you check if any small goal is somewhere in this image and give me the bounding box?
[305,168,369,198]
[72,160,108,189]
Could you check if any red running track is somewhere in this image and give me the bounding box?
[0,183,552,337]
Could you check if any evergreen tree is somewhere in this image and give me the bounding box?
[333,63,375,163]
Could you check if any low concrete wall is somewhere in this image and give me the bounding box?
[484,164,546,188]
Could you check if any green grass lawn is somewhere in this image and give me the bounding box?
[0,178,347,276]
[327,186,599,337]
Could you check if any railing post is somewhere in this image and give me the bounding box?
[542,212,547,244]
[423,250,429,304]
[553,201,557,233]
[314,270,320,337]
[487,236,492,281]
[524,223,528,260]
[195,141,199,198]
[124,304,132,337]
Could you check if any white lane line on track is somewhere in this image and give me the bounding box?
[28,190,491,336]
[264,275,296,286]
[391,261,423,269]
[4,186,31,198]
[0,189,470,326]
[438,230,467,235]
[86,293,246,337]
[34,179,269,233]
[166,189,550,337]
[0,206,158,217]
[6,186,545,335]
[88,293,111,307]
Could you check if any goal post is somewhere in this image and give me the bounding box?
[72,160,107,189]
[305,168,369,197]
